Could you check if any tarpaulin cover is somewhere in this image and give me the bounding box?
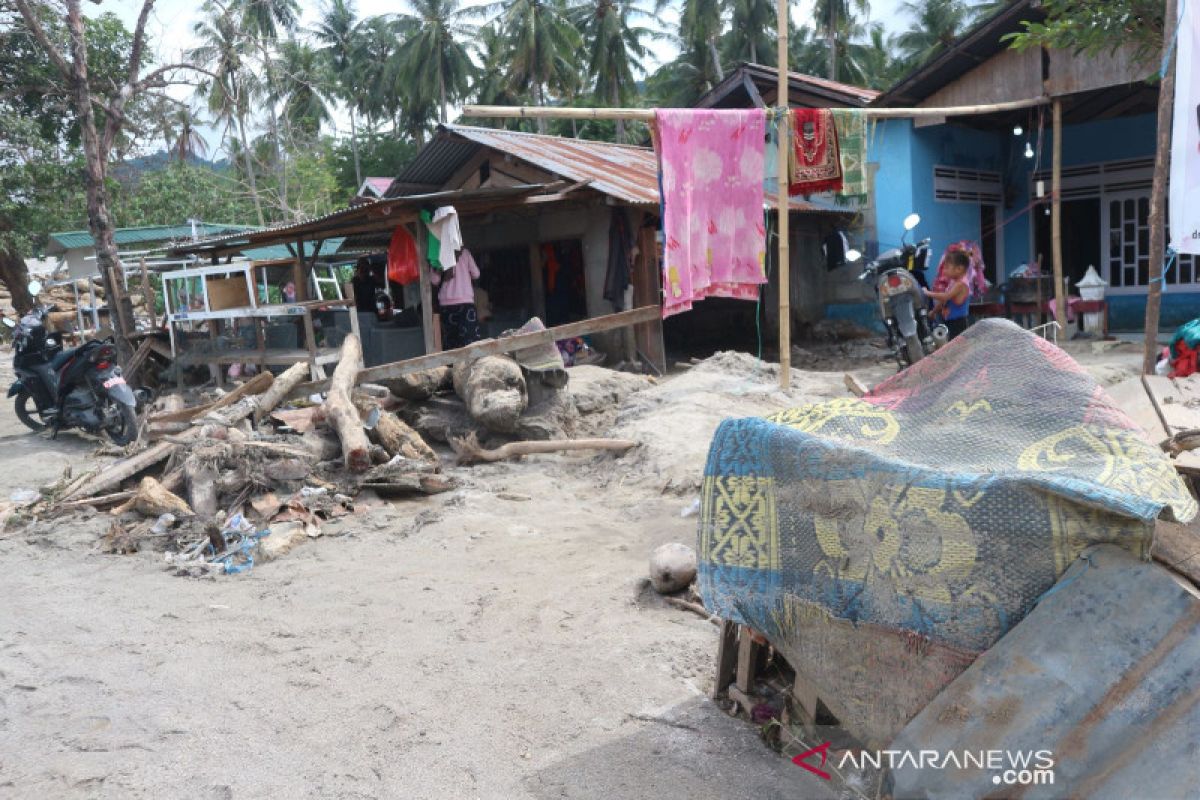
[699,317,1195,682]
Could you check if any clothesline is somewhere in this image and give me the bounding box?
[460,96,1049,123]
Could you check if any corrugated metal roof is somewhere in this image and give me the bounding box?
[47,223,255,254]
[359,177,394,196]
[169,185,548,255]
[391,125,661,205]
[891,544,1200,798]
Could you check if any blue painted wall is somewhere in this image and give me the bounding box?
[848,112,1198,331]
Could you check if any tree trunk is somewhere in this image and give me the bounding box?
[236,106,266,226]
[709,37,725,82]
[262,54,288,217]
[827,1,837,81]
[0,243,33,315]
[66,0,131,363]
[439,62,448,124]
[323,334,371,472]
[349,106,363,188]
[1144,0,1179,374]
[612,82,625,142]
[535,74,547,134]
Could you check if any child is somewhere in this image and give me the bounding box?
[925,250,971,340]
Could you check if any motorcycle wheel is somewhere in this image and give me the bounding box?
[903,334,924,366]
[104,402,138,445]
[14,390,49,432]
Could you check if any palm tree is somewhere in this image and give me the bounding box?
[189,5,265,224]
[678,0,725,87]
[474,21,528,125]
[494,0,582,131]
[354,15,405,129]
[573,0,654,140]
[398,0,478,124]
[812,0,869,81]
[896,0,975,68]
[166,106,210,162]
[848,22,902,90]
[314,0,363,185]
[275,39,331,141]
[237,0,300,40]
[724,0,775,65]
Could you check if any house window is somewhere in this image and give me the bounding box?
[933,166,1003,204]
[1104,191,1198,290]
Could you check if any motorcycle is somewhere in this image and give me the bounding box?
[847,214,945,369]
[4,281,138,444]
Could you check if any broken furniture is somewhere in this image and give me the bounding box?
[162,261,360,385]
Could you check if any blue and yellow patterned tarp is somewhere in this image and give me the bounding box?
[698,319,1196,657]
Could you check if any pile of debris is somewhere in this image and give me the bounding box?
[16,327,638,572]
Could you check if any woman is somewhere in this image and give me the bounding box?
[431,248,481,349]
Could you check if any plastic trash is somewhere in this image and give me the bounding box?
[151,513,177,535]
[300,486,328,497]
[680,497,701,518]
[10,488,39,504]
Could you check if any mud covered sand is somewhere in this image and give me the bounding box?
[0,339,1145,798]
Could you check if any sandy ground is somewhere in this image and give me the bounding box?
[0,336,1146,799]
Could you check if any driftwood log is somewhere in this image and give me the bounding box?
[323,335,372,472]
[353,396,437,463]
[111,476,193,517]
[253,362,310,425]
[64,441,178,501]
[452,356,528,433]
[449,432,637,464]
[184,453,220,519]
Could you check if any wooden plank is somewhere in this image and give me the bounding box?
[124,338,154,384]
[286,305,660,400]
[632,225,666,375]
[176,348,341,367]
[712,619,739,700]
[302,309,320,380]
[1143,376,1200,437]
[735,625,761,694]
[1106,377,1169,445]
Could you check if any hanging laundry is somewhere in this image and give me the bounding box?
[831,109,868,198]
[604,209,632,311]
[932,241,990,299]
[418,208,441,268]
[822,229,851,272]
[789,108,842,195]
[429,206,462,270]
[386,225,419,285]
[654,109,768,318]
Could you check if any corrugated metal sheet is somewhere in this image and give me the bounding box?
[394,125,661,205]
[48,223,255,253]
[361,177,394,196]
[890,544,1200,799]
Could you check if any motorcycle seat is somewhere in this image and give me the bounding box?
[50,348,77,370]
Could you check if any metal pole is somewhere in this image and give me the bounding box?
[777,0,791,389]
[1144,0,1179,373]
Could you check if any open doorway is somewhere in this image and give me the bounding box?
[475,247,530,336]
[1033,198,1101,289]
[540,239,587,327]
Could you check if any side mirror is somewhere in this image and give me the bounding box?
[903,214,921,231]
[27,280,43,296]
[845,249,862,263]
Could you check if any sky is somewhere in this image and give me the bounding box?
[89,0,914,156]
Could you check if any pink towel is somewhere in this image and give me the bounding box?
[655,109,768,318]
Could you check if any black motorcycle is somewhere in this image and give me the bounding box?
[5,286,138,444]
[849,214,944,368]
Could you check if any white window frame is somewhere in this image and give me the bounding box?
[1029,157,1200,295]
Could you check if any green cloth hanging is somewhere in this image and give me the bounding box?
[831,109,868,199]
[419,208,442,269]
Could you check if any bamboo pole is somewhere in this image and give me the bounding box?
[461,96,1050,122]
[777,0,791,389]
[1051,98,1066,331]
[1144,0,1178,374]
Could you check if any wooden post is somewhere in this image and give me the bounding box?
[1051,98,1066,332]
[293,240,307,303]
[414,223,438,353]
[139,256,155,327]
[777,0,791,389]
[302,308,321,381]
[1144,0,1179,374]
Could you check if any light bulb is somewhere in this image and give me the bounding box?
[1013,125,1023,136]
[1024,141,1035,159]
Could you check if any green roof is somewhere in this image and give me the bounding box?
[47,223,257,254]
